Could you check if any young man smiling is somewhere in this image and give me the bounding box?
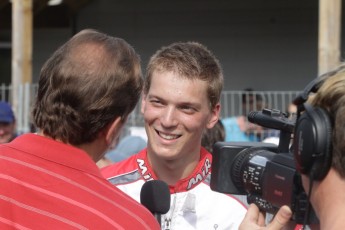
[102,42,247,230]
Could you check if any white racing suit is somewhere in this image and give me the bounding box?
[102,147,247,230]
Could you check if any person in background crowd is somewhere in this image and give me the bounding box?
[222,88,264,142]
[287,103,298,119]
[0,29,160,229]
[0,101,17,144]
[102,41,247,230]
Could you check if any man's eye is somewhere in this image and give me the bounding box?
[180,106,195,113]
[151,100,163,106]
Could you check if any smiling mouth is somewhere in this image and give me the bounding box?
[156,130,181,140]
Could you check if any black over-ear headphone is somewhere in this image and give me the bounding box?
[292,73,334,181]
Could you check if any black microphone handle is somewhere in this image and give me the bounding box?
[248,110,294,133]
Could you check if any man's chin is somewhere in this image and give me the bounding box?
[150,145,178,159]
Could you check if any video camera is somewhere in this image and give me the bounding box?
[210,108,318,224]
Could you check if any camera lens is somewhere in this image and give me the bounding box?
[231,147,275,195]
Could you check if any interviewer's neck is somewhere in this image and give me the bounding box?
[37,131,106,162]
[315,168,345,230]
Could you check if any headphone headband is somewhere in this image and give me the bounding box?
[293,64,345,106]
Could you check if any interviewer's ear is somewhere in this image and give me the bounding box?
[105,116,125,146]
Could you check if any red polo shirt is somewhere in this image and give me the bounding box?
[0,134,159,230]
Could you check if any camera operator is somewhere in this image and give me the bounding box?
[239,65,345,230]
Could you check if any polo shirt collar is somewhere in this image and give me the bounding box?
[8,133,103,178]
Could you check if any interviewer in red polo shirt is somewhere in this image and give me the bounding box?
[0,29,160,230]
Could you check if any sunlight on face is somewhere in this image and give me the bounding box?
[141,70,219,161]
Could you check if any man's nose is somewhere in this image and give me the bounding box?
[160,107,178,128]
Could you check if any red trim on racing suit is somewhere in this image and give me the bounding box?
[102,147,247,230]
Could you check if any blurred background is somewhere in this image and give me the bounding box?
[0,0,342,136]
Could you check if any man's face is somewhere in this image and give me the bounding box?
[141,70,220,161]
[0,121,15,144]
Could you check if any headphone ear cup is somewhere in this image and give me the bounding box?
[293,104,332,180]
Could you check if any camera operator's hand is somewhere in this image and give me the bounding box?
[239,204,292,230]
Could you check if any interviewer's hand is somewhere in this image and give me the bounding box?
[239,204,292,230]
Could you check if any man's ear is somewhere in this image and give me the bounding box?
[104,117,124,146]
[206,103,221,129]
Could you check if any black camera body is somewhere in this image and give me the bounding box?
[211,108,317,224]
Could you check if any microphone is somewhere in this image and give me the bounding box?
[140,180,171,226]
[248,108,295,133]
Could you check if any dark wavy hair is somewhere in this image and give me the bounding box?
[33,29,142,145]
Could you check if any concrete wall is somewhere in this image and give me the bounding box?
[32,0,332,91]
